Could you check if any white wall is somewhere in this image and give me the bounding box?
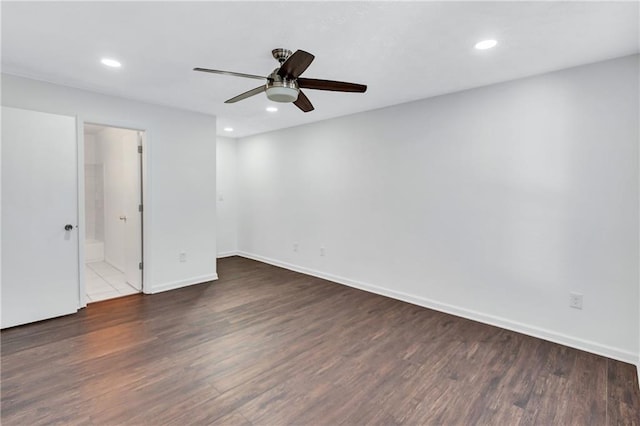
[216,136,238,256]
[236,55,639,363]
[84,133,97,164]
[2,74,218,293]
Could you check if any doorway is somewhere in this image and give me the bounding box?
[83,123,143,302]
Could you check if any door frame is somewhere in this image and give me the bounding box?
[77,117,151,307]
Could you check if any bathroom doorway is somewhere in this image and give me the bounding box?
[83,123,143,302]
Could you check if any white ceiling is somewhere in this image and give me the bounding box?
[2,1,638,138]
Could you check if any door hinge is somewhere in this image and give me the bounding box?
[139,262,143,270]
[137,145,143,154]
[138,204,143,212]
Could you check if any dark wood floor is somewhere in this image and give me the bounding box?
[2,256,639,425]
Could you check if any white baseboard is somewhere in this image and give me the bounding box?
[147,273,218,294]
[217,251,239,258]
[236,250,638,365]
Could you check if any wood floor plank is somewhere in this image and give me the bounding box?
[608,359,640,426]
[1,256,638,425]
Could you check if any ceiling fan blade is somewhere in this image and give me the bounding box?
[277,50,315,79]
[293,90,314,113]
[194,68,266,81]
[297,78,367,93]
[225,85,266,103]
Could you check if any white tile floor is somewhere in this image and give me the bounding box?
[86,261,139,303]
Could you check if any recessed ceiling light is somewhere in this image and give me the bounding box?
[223,127,234,132]
[474,39,498,50]
[266,106,278,112]
[101,58,122,68]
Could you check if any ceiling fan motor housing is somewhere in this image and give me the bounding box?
[266,71,299,103]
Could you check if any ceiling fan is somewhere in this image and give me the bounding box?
[194,48,367,112]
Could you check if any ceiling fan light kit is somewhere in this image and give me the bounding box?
[194,48,367,113]
[266,87,298,102]
[265,78,299,103]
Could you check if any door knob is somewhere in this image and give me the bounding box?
[64,224,73,231]
[119,216,127,222]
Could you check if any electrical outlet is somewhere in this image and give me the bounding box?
[569,292,583,310]
[179,251,187,263]
[293,243,299,252]
[320,246,325,257]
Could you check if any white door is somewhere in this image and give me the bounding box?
[1,107,79,328]
[123,132,142,290]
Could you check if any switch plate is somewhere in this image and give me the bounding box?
[179,251,187,263]
[569,292,583,309]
